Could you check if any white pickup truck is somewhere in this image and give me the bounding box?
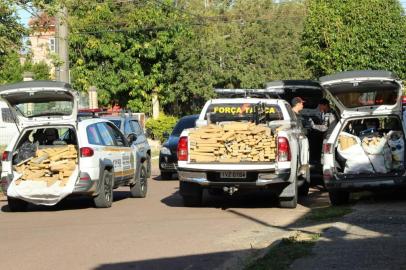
[177,94,310,208]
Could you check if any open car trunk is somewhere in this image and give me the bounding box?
[334,115,405,179]
[8,126,79,205]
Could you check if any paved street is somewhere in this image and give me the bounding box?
[291,191,406,270]
[0,166,323,270]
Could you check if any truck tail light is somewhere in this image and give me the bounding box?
[80,147,94,157]
[323,143,333,154]
[177,136,188,161]
[2,151,9,161]
[277,137,291,162]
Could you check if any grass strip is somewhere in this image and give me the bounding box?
[244,233,319,270]
[305,206,353,222]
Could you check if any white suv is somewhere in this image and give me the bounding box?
[0,81,148,211]
[321,71,405,205]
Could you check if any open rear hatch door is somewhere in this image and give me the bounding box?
[320,71,403,118]
[0,81,78,129]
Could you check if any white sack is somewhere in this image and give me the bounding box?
[362,136,392,173]
[387,131,404,170]
[337,132,374,174]
[7,167,79,206]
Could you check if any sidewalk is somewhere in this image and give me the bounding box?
[291,198,406,270]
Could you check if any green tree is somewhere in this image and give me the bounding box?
[0,0,26,84]
[0,53,23,84]
[164,0,311,114]
[67,0,190,113]
[301,0,406,78]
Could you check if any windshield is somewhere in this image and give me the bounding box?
[328,81,399,108]
[205,103,283,123]
[172,117,197,136]
[15,101,73,118]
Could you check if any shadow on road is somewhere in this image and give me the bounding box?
[1,190,133,212]
[153,173,179,181]
[161,189,283,209]
[93,249,255,270]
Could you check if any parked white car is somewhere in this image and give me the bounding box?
[321,70,405,205]
[0,81,148,211]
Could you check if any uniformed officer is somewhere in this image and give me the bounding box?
[309,98,337,138]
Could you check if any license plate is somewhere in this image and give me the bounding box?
[220,171,246,179]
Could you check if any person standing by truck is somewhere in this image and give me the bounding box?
[291,97,305,129]
[309,98,337,138]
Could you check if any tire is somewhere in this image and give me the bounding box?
[298,181,310,197]
[7,197,28,212]
[130,163,148,198]
[329,190,350,206]
[94,170,114,208]
[160,172,172,180]
[180,182,202,207]
[146,154,152,178]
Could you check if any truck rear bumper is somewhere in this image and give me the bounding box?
[178,169,291,187]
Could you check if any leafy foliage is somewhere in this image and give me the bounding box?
[0,0,26,84]
[301,0,406,78]
[164,0,311,115]
[145,113,178,142]
[68,0,190,113]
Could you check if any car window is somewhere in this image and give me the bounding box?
[172,117,197,136]
[124,120,133,135]
[130,120,142,135]
[87,124,103,145]
[105,122,127,147]
[110,119,122,129]
[205,104,283,123]
[1,108,14,123]
[96,123,115,146]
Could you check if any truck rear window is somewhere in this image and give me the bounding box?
[205,103,283,123]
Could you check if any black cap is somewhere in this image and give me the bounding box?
[291,97,305,107]
[319,98,330,105]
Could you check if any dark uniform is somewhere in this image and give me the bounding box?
[310,110,337,138]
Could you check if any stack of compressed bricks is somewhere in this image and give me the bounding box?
[14,145,77,187]
[189,122,276,163]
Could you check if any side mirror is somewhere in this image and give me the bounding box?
[163,131,169,139]
[127,133,137,144]
[195,119,208,127]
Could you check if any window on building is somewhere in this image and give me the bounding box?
[49,38,56,52]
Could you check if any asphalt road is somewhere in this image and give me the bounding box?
[0,166,325,270]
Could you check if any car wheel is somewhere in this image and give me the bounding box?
[7,197,28,212]
[146,154,152,178]
[130,163,148,198]
[179,182,202,207]
[94,170,114,208]
[160,172,172,180]
[329,190,350,206]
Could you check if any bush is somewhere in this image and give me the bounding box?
[146,114,178,142]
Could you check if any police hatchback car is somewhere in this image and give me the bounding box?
[0,81,148,211]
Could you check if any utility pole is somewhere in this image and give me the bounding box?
[56,6,69,83]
